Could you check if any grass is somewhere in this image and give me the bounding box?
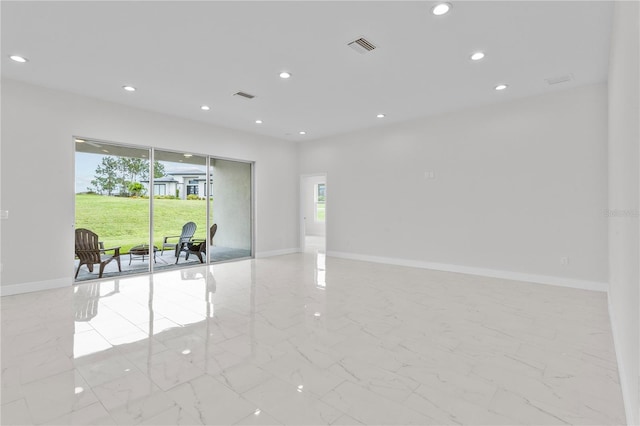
[76,194,209,253]
[316,203,326,222]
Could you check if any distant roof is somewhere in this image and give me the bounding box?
[142,176,178,183]
[165,167,206,175]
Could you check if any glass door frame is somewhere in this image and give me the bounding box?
[74,136,255,281]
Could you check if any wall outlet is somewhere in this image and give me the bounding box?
[560,257,569,265]
[424,171,435,180]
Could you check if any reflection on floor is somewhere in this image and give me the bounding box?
[304,235,325,254]
[74,246,252,282]
[209,246,252,263]
[3,254,625,425]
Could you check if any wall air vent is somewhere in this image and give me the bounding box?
[545,74,573,85]
[348,37,377,54]
[234,91,255,99]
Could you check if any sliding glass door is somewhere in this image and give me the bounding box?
[74,139,150,281]
[153,150,208,270]
[75,140,254,282]
[209,159,252,262]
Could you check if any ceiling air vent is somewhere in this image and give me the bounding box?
[348,37,377,54]
[234,91,255,99]
[545,74,573,85]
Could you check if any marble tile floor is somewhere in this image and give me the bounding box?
[2,253,626,425]
[304,236,326,254]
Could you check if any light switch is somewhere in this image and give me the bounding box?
[0,210,8,220]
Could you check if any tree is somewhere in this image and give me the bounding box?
[119,158,146,184]
[139,160,165,180]
[117,157,129,195]
[92,156,119,195]
[92,156,167,196]
[153,161,166,179]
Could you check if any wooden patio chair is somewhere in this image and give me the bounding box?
[75,228,121,279]
[176,223,217,264]
[209,223,218,245]
[177,239,207,264]
[161,221,197,256]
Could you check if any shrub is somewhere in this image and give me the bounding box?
[187,194,200,200]
[128,182,145,197]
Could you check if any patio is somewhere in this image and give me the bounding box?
[74,246,251,282]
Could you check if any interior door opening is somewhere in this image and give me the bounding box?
[301,174,326,254]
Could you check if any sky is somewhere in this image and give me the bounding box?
[75,152,103,193]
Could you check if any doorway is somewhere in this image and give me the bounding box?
[300,174,326,253]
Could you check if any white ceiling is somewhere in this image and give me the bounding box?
[1,1,613,141]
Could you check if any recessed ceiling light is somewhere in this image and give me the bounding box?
[75,138,85,143]
[255,120,263,124]
[470,52,485,61]
[184,153,193,158]
[9,55,28,63]
[377,113,386,118]
[122,85,136,92]
[200,105,210,111]
[279,71,291,79]
[432,2,451,16]
[299,131,306,135]
[495,84,508,91]
[102,149,109,153]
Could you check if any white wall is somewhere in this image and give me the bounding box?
[299,84,609,288]
[302,175,326,237]
[608,2,640,424]
[0,79,299,294]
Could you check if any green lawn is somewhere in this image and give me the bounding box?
[76,194,209,253]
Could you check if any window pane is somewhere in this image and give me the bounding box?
[209,159,252,262]
[75,139,150,281]
[154,184,166,196]
[153,150,207,269]
[315,183,326,222]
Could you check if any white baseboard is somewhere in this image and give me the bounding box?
[1,277,71,297]
[327,251,608,292]
[608,293,636,426]
[255,248,300,258]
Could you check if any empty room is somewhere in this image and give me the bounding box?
[1,1,638,425]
